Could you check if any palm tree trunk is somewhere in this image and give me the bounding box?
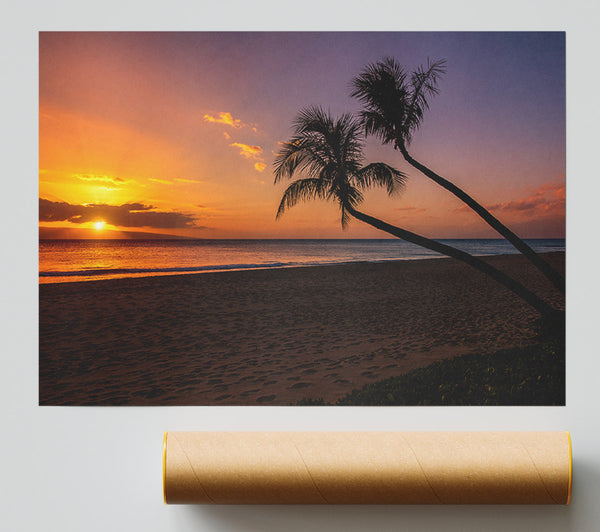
[346,204,560,320]
[396,143,565,294]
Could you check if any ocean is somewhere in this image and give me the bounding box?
[39,238,565,284]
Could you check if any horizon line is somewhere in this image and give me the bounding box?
[38,236,566,241]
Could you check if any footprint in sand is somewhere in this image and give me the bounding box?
[256,395,276,403]
[238,389,260,398]
[289,382,311,389]
[293,363,313,370]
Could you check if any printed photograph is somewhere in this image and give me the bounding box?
[39,32,565,405]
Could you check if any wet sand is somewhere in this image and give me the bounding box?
[39,252,565,405]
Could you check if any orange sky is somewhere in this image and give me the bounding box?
[39,32,565,239]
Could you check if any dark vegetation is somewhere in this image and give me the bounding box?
[297,338,565,406]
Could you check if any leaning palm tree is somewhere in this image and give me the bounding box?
[274,106,560,322]
[351,57,565,294]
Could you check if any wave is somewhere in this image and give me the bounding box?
[39,256,435,279]
[39,261,295,278]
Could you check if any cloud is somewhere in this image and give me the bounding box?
[39,198,197,229]
[205,113,265,171]
[230,142,263,159]
[174,178,203,184]
[73,173,131,186]
[230,143,267,172]
[456,182,565,219]
[148,177,202,185]
[204,112,243,129]
[395,206,427,215]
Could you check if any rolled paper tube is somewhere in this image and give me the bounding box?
[163,431,572,505]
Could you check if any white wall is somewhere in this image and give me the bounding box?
[2,2,599,530]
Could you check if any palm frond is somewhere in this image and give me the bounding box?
[339,203,353,229]
[276,177,328,219]
[351,57,446,145]
[338,184,364,229]
[293,106,334,135]
[356,163,408,195]
[358,110,396,145]
[350,57,408,109]
[273,136,332,183]
[275,107,365,184]
[274,106,404,230]
[406,58,446,135]
[410,58,446,107]
[351,57,412,142]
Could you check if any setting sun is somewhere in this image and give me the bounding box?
[94,221,106,231]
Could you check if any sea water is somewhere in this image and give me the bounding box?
[39,238,565,284]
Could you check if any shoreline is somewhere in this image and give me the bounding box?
[39,252,565,405]
[39,250,566,285]
[39,256,445,284]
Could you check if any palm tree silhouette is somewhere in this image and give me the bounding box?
[351,57,565,294]
[274,107,560,321]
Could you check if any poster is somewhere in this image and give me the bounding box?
[39,32,565,406]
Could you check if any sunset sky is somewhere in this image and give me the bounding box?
[39,32,565,239]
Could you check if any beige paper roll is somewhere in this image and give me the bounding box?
[163,431,572,505]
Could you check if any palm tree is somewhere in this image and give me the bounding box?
[274,106,561,322]
[351,57,565,294]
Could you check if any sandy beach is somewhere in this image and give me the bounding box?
[39,252,565,405]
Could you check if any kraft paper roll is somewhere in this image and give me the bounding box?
[163,431,572,505]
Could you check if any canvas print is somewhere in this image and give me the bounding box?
[39,32,565,405]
